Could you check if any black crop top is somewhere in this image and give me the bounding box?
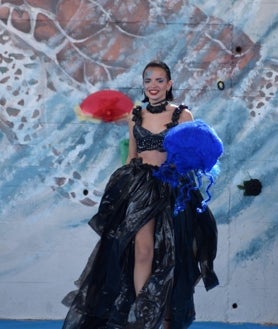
[132,105,188,153]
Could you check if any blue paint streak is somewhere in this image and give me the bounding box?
[234,220,278,263]
[63,217,90,229]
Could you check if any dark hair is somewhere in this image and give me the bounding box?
[142,60,174,102]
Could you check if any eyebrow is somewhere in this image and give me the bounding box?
[143,77,166,81]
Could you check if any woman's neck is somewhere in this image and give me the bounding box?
[149,98,167,106]
[146,100,168,113]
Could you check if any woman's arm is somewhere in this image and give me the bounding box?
[126,114,138,164]
[180,107,194,123]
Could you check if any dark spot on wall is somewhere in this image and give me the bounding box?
[237,178,262,196]
[256,102,264,109]
[266,82,272,89]
[73,171,81,179]
[6,107,20,116]
[217,80,225,90]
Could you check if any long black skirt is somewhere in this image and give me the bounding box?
[62,158,219,329]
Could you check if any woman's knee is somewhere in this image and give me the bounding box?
[135,238,154,263]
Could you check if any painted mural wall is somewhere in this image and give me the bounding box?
[0,0,277,324]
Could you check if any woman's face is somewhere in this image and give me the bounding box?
[143,67,172,104]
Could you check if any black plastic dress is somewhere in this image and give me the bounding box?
[62,107,219,329]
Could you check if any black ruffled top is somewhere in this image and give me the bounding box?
[132,105,188,153]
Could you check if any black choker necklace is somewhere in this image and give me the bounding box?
[146,100,168,114]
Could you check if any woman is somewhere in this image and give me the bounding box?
[62,61,219,329]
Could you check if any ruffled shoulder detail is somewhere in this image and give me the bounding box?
[166,104,188,128]
[132,105,142,125]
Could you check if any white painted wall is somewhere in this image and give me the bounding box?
[0,0,277,324]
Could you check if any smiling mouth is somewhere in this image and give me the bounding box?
[148,90,160,95]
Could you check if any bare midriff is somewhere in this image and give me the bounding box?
[139,150,167,167]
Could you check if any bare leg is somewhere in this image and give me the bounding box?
[134,219,155,295]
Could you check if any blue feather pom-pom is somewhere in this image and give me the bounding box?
[164,119,223,174]
[153,119,224,214]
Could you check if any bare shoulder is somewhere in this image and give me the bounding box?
[168,103,193,122]
[180,107,193,122]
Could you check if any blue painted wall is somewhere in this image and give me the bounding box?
[0,0,277,323]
